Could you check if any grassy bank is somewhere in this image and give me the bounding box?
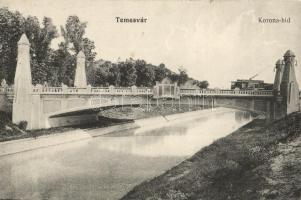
[0,105,206,142]
[0,111,27,141]
[122,112,301,200]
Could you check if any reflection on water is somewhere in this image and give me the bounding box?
[0,109,252,200]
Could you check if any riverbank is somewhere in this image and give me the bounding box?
[122,112,301,200]
[0,105,214,156]
[0,112,132,142]
[0,105,207,143]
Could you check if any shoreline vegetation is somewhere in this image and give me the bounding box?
[121,112,301,200]
[0,104,208,143]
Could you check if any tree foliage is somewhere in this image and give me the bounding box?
[0,8,209,89]
[90,58,209,88]
[194,80,209,89]
[59,16,96,86]
[0,7,59,85]
[135,60,155,87]
[25,16,59,84]
[119,59,137,87]
[154,63,171,82]
[0,7,25,84]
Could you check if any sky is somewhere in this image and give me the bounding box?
[1,0,301,88]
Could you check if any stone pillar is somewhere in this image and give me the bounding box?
[273,59,284,96]
[280,50,300,115]
[12,34,34,128]
[74,51,87,87]
[109,85,115,93]
[131,85,137,94]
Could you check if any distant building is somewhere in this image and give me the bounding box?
[153,77,180,99]
[231,79,273,90]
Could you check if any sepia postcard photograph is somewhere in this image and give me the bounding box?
[0,0,300,199]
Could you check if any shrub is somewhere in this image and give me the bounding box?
[18,121,28,130]
[166,190,188,200]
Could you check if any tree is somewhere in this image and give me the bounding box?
[51,44,76,86]
[194,80,209,89]
[169,72,180,84]
[0,8,59,85]
[0,8,209,88]
[108,63,121,86]
[38,17,58,61]
[63,16,87,54]
[198,80,209,89]
[135,60,155,87]
[82,37,96,62]
[178,67,189,86]
[24,16,58,84]
[60,15,97,86]
[154,63,171,83]
[94,67,109,86]
[0,7,24,84]
[93,60,112,86]
[119,60,137,86]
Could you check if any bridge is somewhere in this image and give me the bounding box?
[0,34,300,130]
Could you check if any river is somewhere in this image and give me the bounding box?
[0,108,252,200]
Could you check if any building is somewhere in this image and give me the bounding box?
[231,79,273,90]
[153,77,180,99]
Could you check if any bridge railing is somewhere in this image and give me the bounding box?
[179,88,273,96]
[67,87,91,94]
[31,85,152,95]
[33,87,63,93]
[0,86,14,94]
[91,87,110,93]
[1,85,274,97]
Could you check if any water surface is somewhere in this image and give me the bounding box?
[0,109,252,200]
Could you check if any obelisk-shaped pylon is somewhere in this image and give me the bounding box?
[280,50,300,115]
[273,59,284,96]
[74,51,87,87]
[12,34,33,126]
